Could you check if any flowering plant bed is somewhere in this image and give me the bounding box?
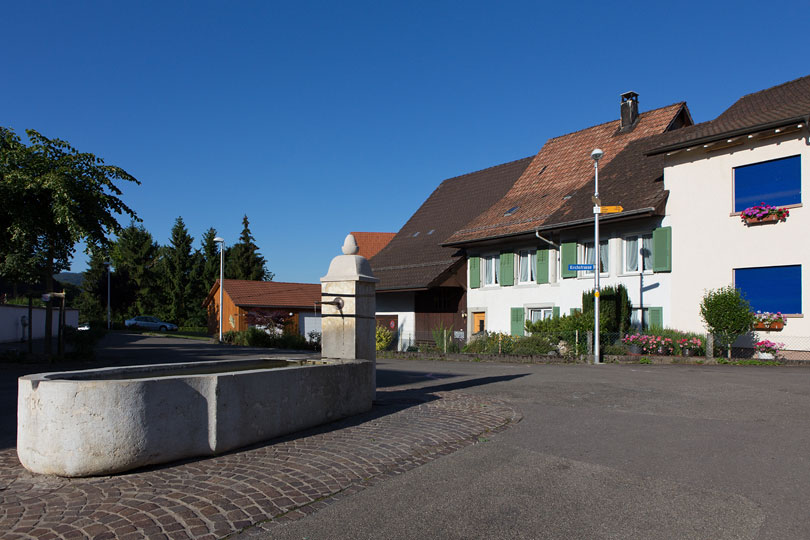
[740,203,789,225]
[753,311,786,330]
[622,334,674,355]
[676,337,703,356]
[754,339,784,356]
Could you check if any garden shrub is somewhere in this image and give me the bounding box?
[431,322,452,352]
[511,334,556,355]
[375,326,393,351]
[602,343,628,355]
[699,286,756,359]
[222,327,316,351]
[525,312,592,354]
[462,332,516,354]
[64,325,106,361]
[582,284,632,335]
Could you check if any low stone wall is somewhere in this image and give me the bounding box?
[18,358,374,477]
[379,350,809,366]
[378,351,587,364]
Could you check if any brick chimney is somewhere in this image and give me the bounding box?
[620,91,639,132]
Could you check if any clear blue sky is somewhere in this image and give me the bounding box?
[4,1,807,282]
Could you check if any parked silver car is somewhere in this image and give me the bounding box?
[124,316,178,331]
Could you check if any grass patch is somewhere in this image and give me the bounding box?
[142,331,212,341]
[716,358,781,366]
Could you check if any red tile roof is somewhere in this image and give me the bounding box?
[443,103,688,245]
[350,232,395,260]
[369,157,533,290]
[648,74,810,154]
[205,279,321,308]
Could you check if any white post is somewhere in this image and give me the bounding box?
[104,262,111,330]
[214,237,225,342]
[591,149,604,365]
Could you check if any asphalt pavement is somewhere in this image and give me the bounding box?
[244,359,810,540]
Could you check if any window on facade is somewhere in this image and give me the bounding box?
[529,308,553,322]
[734,265,802,314]
[484,255,499,286]
[625,234,653,273]
[631,308,650,330]
[734,155,801,212]
[518,250,536,283]
[583,240,609,274]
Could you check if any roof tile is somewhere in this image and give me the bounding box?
[370,157,532,290]
[208,279,321,308]
[444,103,687,244]
[648,74,810,153]
[350,232,396,260]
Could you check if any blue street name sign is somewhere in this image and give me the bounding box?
[568,264,594,271]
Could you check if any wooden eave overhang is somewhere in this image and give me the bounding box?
[441,204,663,250]
[648,116,809,157]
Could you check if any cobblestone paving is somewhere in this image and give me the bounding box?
[1,389,520,539]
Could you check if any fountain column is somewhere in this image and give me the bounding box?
[320,234,379,395]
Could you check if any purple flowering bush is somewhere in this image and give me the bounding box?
[740,203,789,222]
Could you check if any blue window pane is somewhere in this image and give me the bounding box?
[734,265,802,314]
[734,155,801,212]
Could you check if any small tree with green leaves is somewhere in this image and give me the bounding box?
[375,326,393,351]
[699,286,756,359]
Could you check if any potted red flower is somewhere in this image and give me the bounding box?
[740,203,789,225]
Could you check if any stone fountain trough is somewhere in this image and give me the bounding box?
[18,358,373,477]
[18,235,378,477]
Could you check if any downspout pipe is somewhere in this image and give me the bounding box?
[535,230,559,248]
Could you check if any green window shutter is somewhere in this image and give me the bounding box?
[500,252,514,286]
[648,307,664,329]
[570,308,581,316]
[536,249,550,284]
[652,227,672,273]
[469,256,480,289]
[561,243,577,278]
[510,307,525,336]
[552,306,560,318]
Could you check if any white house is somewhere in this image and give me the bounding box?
[650,74,810,350]
[443,93,693,336]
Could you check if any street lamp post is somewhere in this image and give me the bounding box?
[591,149,604,365]
[214,237,225,342]
[104,262,111,330]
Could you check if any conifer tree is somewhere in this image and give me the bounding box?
[165,217,194,325]
[185,228,219,327]
[77,249,109,324]
[111,224,162,318]
[226,215,273,281]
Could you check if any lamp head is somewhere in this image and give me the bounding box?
[591,148,604,162]
[213,237,225,243]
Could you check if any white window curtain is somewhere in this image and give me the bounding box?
[584,241,608,273]
[625,235,653,273]
[485,256,494,285]
[519,251,529,282]
[641,235,653,271]
[519,250,536,283]
[625,237,638,272]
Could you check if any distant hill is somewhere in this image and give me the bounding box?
[54,272,84,287]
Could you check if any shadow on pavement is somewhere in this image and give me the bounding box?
[109,371,529,477]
